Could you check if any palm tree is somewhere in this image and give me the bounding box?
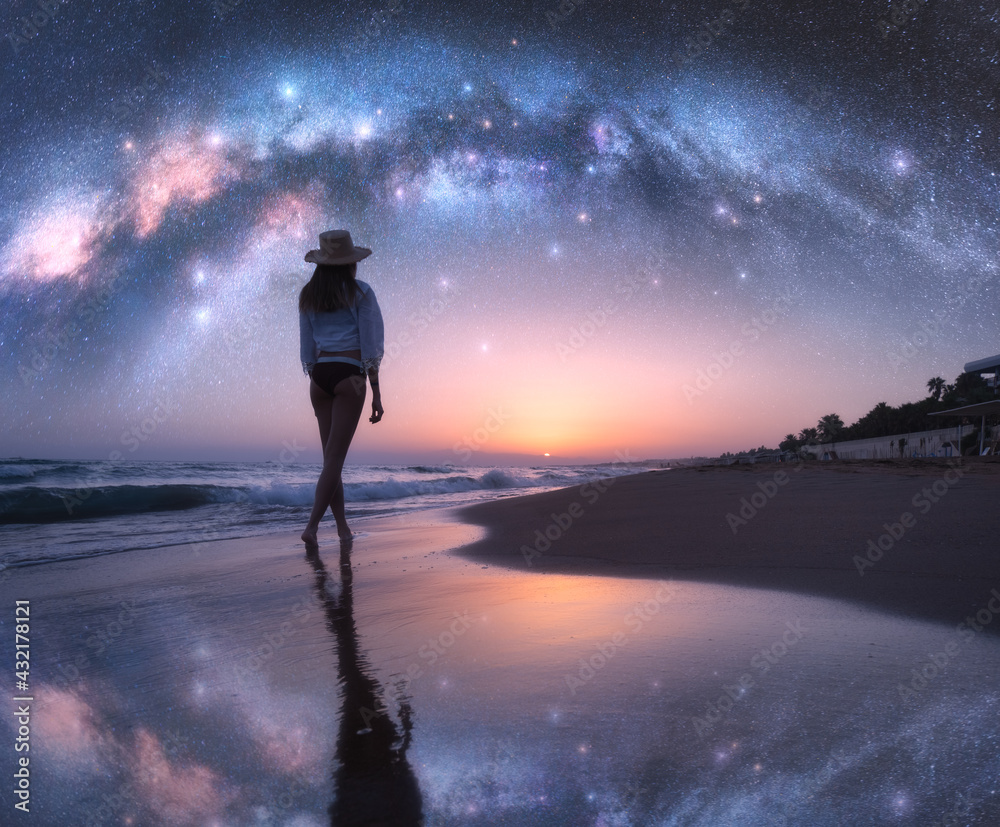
[872,401,891,435]
[927,376,945,402]
[817,413,845,442]
[953,371,989,402]
[779,433,799,452]
[797,427,819,444]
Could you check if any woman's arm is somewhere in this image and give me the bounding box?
[357,284,385,422]
[299,310,317,375]
[357,285,385,372]
[367,366,383,423]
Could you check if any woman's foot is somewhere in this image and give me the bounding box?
[301,527,319,547]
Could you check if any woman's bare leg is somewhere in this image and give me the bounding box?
[302,375,366,545]
[301,381,332,547]
[312,389,350,534]
[330,479,348,537]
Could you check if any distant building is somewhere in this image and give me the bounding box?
[799,425,991,460]
[799,354,1000,460]
[964,353,1000,391]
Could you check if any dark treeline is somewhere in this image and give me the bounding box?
[779,372,995,451]
[720,372,995,459]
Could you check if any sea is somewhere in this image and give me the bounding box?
[0,458,656,570]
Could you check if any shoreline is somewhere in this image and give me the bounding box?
[453,459,1000,634]
[9,456,999,637]
[5,461,1000,823]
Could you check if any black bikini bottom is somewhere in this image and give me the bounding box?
[310,361,365,396]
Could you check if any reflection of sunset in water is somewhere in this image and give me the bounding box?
[9,514,1000,824]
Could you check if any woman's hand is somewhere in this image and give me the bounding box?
[369,391,384,424]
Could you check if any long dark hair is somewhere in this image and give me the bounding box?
[299,263,360,312]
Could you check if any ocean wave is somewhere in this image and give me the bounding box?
[0,468,549,523]
[0,484,228,524]
[347,468,534,501]
[0,463,39,481]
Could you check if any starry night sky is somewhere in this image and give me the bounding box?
[1,0,998,462]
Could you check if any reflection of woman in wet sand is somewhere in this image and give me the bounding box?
[298,230,385,549]
[304,545,424,826]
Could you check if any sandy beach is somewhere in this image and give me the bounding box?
[4,460,1000,824]
[458,459,1000,634]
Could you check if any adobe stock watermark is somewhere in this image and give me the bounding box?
[897,587,1000,701]
[61,396,182,515]
[257,777,313,824]
[81,728,191,827]
[20,275,126,386]
[233,595,316,682]
[779,748,852,821]
[928,791,983,827]
[416,611,475,666]
[453,406,512,461]
[360,610,477,729]
[853,460,965,576]
[564,581,677,695]
[886,276,984,369]
[45,601,140,704]
[6,0,71,56]
[119,396,181,453]
[876,0,930,41]
[189,437,305,557]
[544,0,589,31]
[555,268,650,361]
[920,121,964,169]
[783,82,834,133]
[724,458,805,534]
[691,618,806,738]
[683,290,793,404]
[671,0,752,70]
[106,61,169,123]
[380,279,461,372]
[211,0,244,20]
[519,449,635,566]
[340,0,404,52]
[483,737,518,781]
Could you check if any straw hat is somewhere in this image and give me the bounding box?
[304,230,372,264]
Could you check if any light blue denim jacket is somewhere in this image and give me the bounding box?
[299,279,385,376]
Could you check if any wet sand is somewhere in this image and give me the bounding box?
[457,459,1000,634]
[4,459,1000,824]
[1,514,488,825]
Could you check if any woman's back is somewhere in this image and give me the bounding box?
[304,304,360,351]
[300,279,382,374]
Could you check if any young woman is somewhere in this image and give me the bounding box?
[298,230,384,549]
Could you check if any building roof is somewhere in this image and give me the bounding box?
[964,354,1000,373]
[928,400,1000,417]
